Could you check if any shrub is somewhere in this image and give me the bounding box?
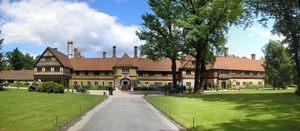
[28,82,38,92]
[37,81,64,93]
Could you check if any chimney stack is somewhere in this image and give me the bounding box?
[68,41,73,59]
[134,46,138,58]
[113,46,116,58]
[103,52,106,58]
[224,47,228,58]
[251,54,256,60]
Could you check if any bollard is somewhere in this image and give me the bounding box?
[103,92,106,95]
[144,93,147,96]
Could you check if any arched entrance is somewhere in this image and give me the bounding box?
[120,78,130,90]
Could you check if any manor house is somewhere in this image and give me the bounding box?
[32,41,265,90]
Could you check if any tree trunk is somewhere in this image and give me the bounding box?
[171,58,177,91]
[198,60,206,92]
[291,31,300,95]
[193,53,201,93]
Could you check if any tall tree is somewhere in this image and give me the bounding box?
[9,48,24,70]
[175,0,244,93]
[136,0,184,90]
[243,0,300,95]
[0,31,3,72]
[23,53,35,70]
[262,40,293,89]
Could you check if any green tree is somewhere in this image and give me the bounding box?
[23,53,35,70]
[175,0,244,93]
[243,0,300,94]
[0,31,4,71]
[262,40,293,89]
[136,0,184,90]
[9,48,24,70]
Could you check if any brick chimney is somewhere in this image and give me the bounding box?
[74,48,82,59]
[251,54,256,60]
[103,51,106,58]
[134,46,138,58]
[112,46,116,58]
[67,41,73,59]
[224,47,228,58]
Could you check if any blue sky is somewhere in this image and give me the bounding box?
[0,0,283,60]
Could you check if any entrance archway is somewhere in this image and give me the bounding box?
[120,78,130,90]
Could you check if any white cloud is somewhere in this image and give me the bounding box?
[0,0,144,58]
[247,26,285,41]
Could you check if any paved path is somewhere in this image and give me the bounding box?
[61,90,183,131]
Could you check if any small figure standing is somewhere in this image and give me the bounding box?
[108,84,113,95]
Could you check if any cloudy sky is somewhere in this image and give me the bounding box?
[0,0,283,59]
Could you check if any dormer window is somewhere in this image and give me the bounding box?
[122,69,129,73]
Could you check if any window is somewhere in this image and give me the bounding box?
[154,82,161,87]
[54,67,60,72]
[219,70,229,74]
[87,81,91,86]
[45,57,51,62]
[74,81,77,85]
[105,71,109,76]
[253,72,257,75]
[37,68,42,72]
[81,81,83,86]
[162,72,168,76]
[122,69,129,73]
[249,82,253,85]
[236,82,240,86]
[94,71,100,75]
[260,72,265,76]
[186,82,191,87]
[243,82,247,86]
[145,82,149,87]
[138,72,143,76]
[148,72,154,76]
[95,81,98,86]
[258,82,262,85]
[186,71,191,75]
[245,71,250,75]
[102,82,105,86]
[45,67,51,72]
[108,82,113,86]
[76,71,79,75]
[236,71,241,75]
[85,71,89,75]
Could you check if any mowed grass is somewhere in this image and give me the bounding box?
[145,89,300,131]
[0,88,107,131]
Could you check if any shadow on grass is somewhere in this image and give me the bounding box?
[171,90,300,131]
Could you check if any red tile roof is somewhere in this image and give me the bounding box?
[0,70,34,80]
[48,47,73,69]
[207,56,265,71]
[69,54,182,71]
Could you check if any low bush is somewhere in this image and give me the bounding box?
[37,81,64,93]
[10,82,29,87]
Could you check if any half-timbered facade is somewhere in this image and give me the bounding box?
[33,47,73,87]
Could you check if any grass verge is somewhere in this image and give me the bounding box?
[145,89,300,131]
[0,88,107,131]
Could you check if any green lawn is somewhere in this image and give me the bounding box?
[0,88,107,131]
[145,89,300,131]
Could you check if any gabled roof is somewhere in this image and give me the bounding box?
[34,47,73,69]
[114,53,137,67]
[0,70,34,80]
[207,56,264,71]
[47,47,73,69]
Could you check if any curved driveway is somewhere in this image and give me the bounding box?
[63,91,182,131]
